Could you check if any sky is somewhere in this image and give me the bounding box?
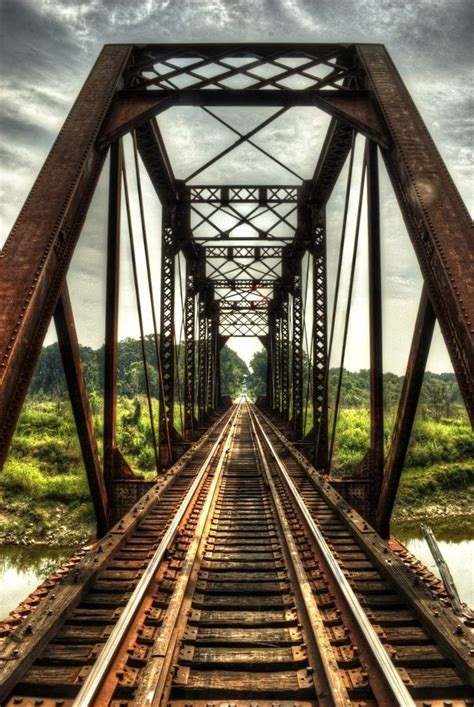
[0,0,472,374]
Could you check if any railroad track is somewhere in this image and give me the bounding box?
[1,401,473,705]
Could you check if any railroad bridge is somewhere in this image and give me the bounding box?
[0,44,473,704]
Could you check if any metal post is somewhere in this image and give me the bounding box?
[274,315,282,414]
[292,259,304,439]
[205,286,215,415]
[159,204,177,466]
[281,295,290,421]
[377,287,435,538]
[212,304,221,409]
[312,207,328,468]
[197,289,207,425]
[367,141,384,507]
[54,285,108,536]
[103,141,123,497]
[184,257,196,440]
[267,305,276,410]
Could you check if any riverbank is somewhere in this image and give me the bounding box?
[1,483,472,546]
[0,490,95,546]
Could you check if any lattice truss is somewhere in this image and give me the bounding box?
[1,41,471,534]
[126,46,361,92]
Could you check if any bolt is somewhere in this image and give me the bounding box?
[454,626,463,636]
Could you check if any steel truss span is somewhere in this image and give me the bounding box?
[0,44,472,544]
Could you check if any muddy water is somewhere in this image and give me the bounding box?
[0,516,473,619]
[0,545,74,619]
[393,516,474,608]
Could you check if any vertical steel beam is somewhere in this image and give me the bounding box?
[377,286,435,538]
[184,257,196,440]
[0,45,131,468]
[159,205,177,466]
[54,285,108,536]
[267,306,276,410]
[367,141,384,505]
[292,261,304,439]
[274,317,282,414]
[205,286,216,414]
[211,303,220,410]
[280,295,290,420]
[311,208,328,468]
[197,289,208,425]
[103,141,123,496]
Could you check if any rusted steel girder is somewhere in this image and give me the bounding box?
[103,141,123,497]
[377,287,436,538]
[54,285,109,536]
[358,45,474,422]
[0,45,131,469]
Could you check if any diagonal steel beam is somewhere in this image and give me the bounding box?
[0,45,131,469]
[359,44,474,420]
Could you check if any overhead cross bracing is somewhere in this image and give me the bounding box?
[0,43,472,543]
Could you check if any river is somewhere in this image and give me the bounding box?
[1,518,473,619]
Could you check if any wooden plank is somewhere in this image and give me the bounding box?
[194,626,300,645]
[182,667,303,691]
[190,646,302,666]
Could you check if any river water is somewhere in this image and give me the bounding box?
[1,518,473,619]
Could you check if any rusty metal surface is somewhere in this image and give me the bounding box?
[54,286,108,535]
[358,44,474,420]
[0,45,132,467]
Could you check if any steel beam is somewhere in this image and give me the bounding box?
[54,285,108,536]
[197,289,208,425]
[0,45,131,468]
[308,120,354,205]
[105,89,385,145]
[367,141,384,505]
[103,141,123,495]
[159,205,180,466]
[377,287,436,538]
[311,208,328,468]
[280,297,290,420]
[292,262,304,439]
[184,258,197,441]
[135,119,178,204]
[359,44,474,422]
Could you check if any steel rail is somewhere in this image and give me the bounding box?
[72,402,241,707]
[137,401,242,704]
[247,401,416,707]
[247,403,351,705]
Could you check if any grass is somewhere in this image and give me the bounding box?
[1,395,472,543]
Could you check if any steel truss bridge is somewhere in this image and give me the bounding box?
[0,43,473,704]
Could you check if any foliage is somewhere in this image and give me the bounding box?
[1,337,471,546]
[30,338,252,401]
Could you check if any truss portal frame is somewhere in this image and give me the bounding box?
[0,42,471,537]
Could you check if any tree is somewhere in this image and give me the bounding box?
[248,350,267,398]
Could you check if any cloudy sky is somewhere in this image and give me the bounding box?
[0,0,472,375]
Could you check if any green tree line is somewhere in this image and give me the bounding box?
[31,337,249,403]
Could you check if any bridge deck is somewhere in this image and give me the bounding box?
[1,402,473,705]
